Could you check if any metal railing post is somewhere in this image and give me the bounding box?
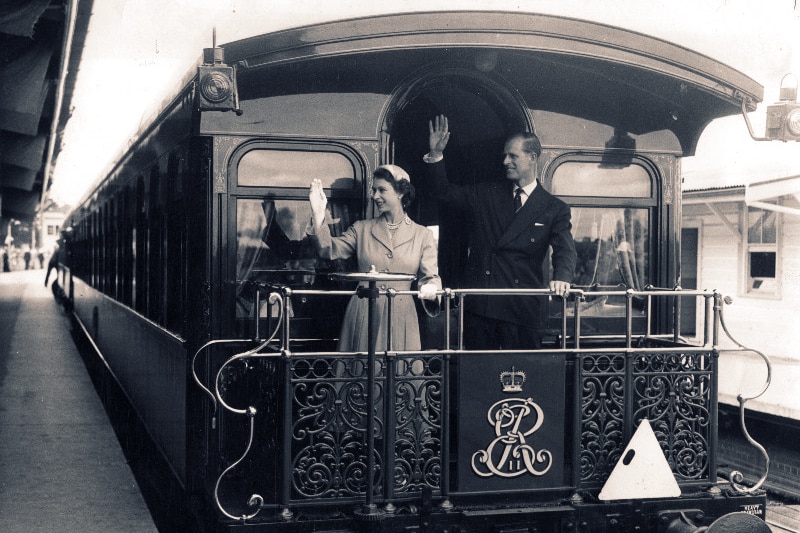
[573,291,582,350]
[673,289,681,343]
[364,279,379,516]
[441,290,452,510]
[280,349,293,521]
[625,289,633,349]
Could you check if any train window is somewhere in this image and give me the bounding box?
[570,207,650,291]
[553,205,651,335]
[238,149,356,188]
[550,162,651,197]
[231,143,363,340]
[745,206,780,296]
[548,158,655,331]
[134,176,146,314]
[235,197,358,326]
[148,167,164,324]
[121,186,134,307]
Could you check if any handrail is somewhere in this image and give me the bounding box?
[288,287,717,297]
[717,294,771,494]
[190,290,285,521]
[281,286,718,352]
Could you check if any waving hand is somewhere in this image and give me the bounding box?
[428,114,450,155]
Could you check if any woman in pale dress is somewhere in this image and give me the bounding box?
[308,165,440,352]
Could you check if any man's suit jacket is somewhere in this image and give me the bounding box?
[426,160,576,327]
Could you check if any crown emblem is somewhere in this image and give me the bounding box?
[500,366,526,393]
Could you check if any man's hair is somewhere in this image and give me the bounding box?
[507,132,542,158]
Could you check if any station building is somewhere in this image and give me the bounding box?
[682,175,800,420]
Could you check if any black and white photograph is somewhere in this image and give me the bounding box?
[1,1,799,531]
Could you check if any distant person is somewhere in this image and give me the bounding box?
[23,249,31,270]
[44,246,60,287]
[422,114,576,349]
[307,165,441,351]
[2,248,9,273]
[37,249,45,269]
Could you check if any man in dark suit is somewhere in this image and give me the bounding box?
[422,115,576,349]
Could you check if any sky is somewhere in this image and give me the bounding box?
[49,0,800,205]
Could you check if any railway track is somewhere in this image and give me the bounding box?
[718,405,800,532]
[767,499,800,533]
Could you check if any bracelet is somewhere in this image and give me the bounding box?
[422,152,443,164]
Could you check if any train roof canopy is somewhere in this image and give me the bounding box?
[223,11,764,157]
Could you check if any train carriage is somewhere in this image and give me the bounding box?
[57,11,772,532]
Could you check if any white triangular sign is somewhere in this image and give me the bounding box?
[598,419,681,500]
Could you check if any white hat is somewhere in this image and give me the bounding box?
[376,164,410,183]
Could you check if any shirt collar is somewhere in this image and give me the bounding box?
[514,180,537,197]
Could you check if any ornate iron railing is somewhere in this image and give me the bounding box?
[575,347,715,490]
[192,285,762,521]
[288,352,444,501]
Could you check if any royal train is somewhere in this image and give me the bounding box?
[54,11,775,532]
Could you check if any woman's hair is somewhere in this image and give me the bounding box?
[373,165,415,210]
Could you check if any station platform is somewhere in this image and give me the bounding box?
[719,350,800,422]
[0,269,157,532]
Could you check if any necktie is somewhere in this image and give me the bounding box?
[514,188,523,213]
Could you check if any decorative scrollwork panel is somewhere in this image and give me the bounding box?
[578,352,627,487]
[632,350,713,481]
[391,355,443,494]
[290,356,385,499]
[288,354,445,502]
[578,349,715,488]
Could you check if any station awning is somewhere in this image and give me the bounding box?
[0,0,94,222]
[745,175,800,217]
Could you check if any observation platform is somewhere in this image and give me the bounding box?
[0,269,157,532]
[0,268,797,532]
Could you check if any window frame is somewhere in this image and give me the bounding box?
[227,140,367,340]
[549,157,654,200]
[741,204,782,299]
[544,153,659,288]
[232,140,365,194]
[542,153,663,335]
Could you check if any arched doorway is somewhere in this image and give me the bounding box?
[381,65,531,288]
[380,66,530,348]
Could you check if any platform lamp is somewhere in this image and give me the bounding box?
[741,73,800,142]
[765,73,800,141]
[196,28,242,115]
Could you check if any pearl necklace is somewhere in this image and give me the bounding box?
[385,214,407,230]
